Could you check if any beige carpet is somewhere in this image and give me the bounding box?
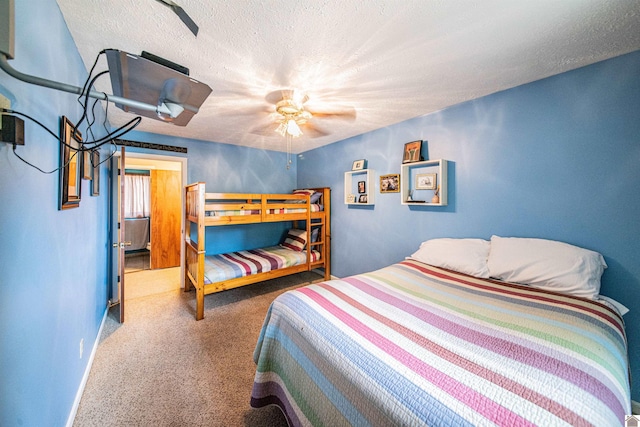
[125,267,181,300]
[73,270,325,426]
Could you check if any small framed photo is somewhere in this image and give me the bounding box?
[358,194,368,203]
[352,159,366,170]
[91,150,100,196]
[380,174,399,193]
[416,173,436,190]
[82,151,92,180]
[357,181,366,193]
[402,140,422,163]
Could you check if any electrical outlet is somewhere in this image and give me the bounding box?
[79,338,84,359]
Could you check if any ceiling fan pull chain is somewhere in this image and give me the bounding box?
[286,134,292,170]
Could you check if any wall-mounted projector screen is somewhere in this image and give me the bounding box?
[105,49,212,126]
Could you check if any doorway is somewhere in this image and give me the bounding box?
[123,153,187,300]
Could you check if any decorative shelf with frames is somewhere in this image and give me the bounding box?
[344,169,375,205]
[400,159,448,206]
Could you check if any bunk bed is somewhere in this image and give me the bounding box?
[184,182,331,320]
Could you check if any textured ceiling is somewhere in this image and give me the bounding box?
[56,0,640,153]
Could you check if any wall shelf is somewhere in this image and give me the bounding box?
[400,159,448,206]
[344,169,375,205]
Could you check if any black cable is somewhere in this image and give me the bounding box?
[79,49,106,103]
[80,115,142,149]
[75,70,108,133]
[74,50,142,150]
[76,50,107,132]
[84,96,103,143]
[2,47,143,174]
[2,107,140,173]
[11,141,79,174]
[3,107,141,151]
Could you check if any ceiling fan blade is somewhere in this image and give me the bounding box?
[265,89,292,105]
[216,104,273,117]
[301,122,330,139]
[249,122,278,136]
[307,106,357,122]
[155,0,199,36]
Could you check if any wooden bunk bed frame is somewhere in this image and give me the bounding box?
[184,182,331,320]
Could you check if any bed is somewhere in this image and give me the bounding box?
[250,236,631,426]
[184,183,331,320]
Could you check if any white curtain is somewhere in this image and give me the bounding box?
[124,174,151,218]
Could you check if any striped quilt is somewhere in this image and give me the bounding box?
[204,246,320,284]
[251,259,631,426]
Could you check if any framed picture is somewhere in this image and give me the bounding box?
[416,173,436,190]
[380,174,399,193]
[352,159,366,170]
[357,181,366,193]
[82,151,92,180]
[91,149,100,196]
[358,194,368,203]
[59,116,82,210]
[402,140,422,163]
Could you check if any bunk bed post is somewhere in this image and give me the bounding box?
[184,185,189,292]
[195,182,206,320]
[324,188,331,280]
[184,182,198,294]
[306,193,311,267]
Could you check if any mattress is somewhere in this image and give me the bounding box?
[204,246,321,284]
[251,259,630,426]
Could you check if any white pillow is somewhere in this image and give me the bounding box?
[409,238,491,278]
[487,236,607,299]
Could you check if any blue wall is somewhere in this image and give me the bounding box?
[0,1,298,425]
[297,50,640,401]
[2,1,638,423]
[0,0,110,425]
[119,132,297,254]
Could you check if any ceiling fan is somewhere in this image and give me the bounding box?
[257,89,357,139]
[248,89,356,169]
[155,0,199,36]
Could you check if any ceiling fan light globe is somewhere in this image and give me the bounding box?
[287,119,302,137]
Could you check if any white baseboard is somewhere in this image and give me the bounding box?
[65,305,109,427]
[632,400,640,415]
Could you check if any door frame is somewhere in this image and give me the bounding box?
[116,151,188,288]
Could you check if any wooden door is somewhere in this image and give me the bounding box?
[150,169,181,269]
